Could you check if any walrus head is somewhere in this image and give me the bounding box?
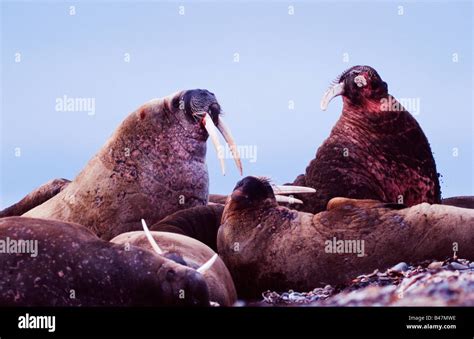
[320,65,388,110]
[226,176,316,212]
[164,89,242,175]
[141,219,218,275]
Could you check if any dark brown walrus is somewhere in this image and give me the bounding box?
[151,184,315,251]
[151,205,225,252]
[0,217,210,306]
[217,177,474,299]
[16,90,242,240]
[292,65,441,214]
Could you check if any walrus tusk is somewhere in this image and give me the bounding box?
[272,185,316,195]
[217,117,243,176]
[201,113,226,175]
[320,82,344,111]
[197,253,218,274]
[141,219,164,255]
[275,195,304,204]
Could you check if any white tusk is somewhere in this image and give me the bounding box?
[141,219,163,255]
[202,113,226,176]
[320,82,344,111]
[217,117,243,176]
[275,195,303,204]
[272,185,316,195]
[197,253,218,274]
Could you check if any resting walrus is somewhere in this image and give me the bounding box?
[293,65,441,213]
[111,220,237,306]
[150,182,315,251]
[0,217,211,306]
[217,177,474,298]
[18,89,242,240]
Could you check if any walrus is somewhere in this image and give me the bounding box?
[18,89,242,240]
[111,220,237,306]
[151,182,315,251]
[217,176,474,299]
[292,65,441,214]
[151,205,225,252]
[442,196,474,209]
[0,217,212,306]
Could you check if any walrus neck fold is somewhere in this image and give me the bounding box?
[222,198,277,227]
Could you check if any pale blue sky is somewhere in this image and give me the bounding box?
[1,0,472,208]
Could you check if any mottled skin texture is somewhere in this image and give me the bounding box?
[111,230,237,306]
[151,204,224,251]
[0,179,70,218]
[293,66,440,213]
[217,177,474,299]
[23,90,222,240]
[0,217,209,306]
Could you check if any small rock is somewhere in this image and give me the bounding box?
[448,262,468,271]
[390,262,409,272]
[428,261,444,270]
[233,300,246,307]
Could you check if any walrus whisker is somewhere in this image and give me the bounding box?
[201,113,226,175]
[197,253,218,274]
[141,219,164,255]
[217,117,243,176]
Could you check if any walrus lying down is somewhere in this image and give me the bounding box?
[111,220,237,306]
[0,217,211,306]
[217,176,474,299]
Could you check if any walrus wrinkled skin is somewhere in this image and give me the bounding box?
[293,65,441,214]
[111,230,237,306]
[0,217,209,306]
[22,89,240,240]
[0,179,70,218]
[151,205,224,251]
[217,177,474,299]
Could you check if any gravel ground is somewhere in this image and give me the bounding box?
[248,257,474,306]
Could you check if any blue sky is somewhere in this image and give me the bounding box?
[1,0,472,208]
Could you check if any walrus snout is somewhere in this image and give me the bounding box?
[182,270,211,306]
[180,89,243,175]
[182,89,219,122]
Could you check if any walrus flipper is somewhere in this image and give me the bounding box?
[0,178,71,217]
